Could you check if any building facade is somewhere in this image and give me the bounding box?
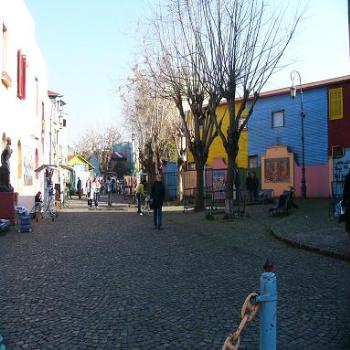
[0,0,69,207]
[248,86,329,197]
[184,75,350,198]
[0,0,50,207]
[327,77,350,196]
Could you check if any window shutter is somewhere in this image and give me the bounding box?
[22,55,26,99]
[329,88,343,120]
[17,50,22,98]
[17,51,26,100]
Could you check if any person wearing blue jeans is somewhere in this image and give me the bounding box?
[150,174,165,230]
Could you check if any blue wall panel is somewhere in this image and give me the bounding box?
[163,162,178,200]
[248,87,328,166]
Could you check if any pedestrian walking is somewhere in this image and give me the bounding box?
[136,180,145,215]
[106,176,113,207]
[92,176,101,208]
[86,177,92,199]
[342,164,350,240]
[246,172,259,202]
[150,174,165,230]
[77,177,82,199]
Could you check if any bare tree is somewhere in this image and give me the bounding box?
[121,66,177,183]
[146,0,300,215]
[195,0,300,215]
[75,126,122,170]
[145,1,220,210]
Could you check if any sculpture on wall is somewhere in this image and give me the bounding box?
[0,137,14,192]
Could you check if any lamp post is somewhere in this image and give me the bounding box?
[290,70,306,199]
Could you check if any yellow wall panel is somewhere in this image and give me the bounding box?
[187,103,248,168]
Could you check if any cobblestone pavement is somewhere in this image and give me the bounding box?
[0,197,349,349]
[271,199,350,260]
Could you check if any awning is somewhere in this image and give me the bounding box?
[34,164,74,173]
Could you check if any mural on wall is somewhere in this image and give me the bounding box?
[23,150,34,186]
[332,148,350,196]
[212,170,226,200]
[264,158,290,183]
[333,149,350,182]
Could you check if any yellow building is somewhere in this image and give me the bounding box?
[187,103,248,169]
[67,155,95,190]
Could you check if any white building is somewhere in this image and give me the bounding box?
[46,90,71,202]
[0,0,68,208]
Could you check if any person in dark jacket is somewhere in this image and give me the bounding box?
[246,172,259,202]
[342,164,350,240]
[77,177,82,199]
[150,174,165,230]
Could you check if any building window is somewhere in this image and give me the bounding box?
[1,23,11,88]
[329,88,343,120]
[272,110,285,128]
[248,155,258,168]
[17,50,27,100]
[331,145,345,159]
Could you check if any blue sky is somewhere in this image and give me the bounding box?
[25,0,349,144]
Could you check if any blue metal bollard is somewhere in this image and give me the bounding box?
[256,263,277,350]
[0,335,6,350]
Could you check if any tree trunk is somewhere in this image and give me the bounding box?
[195,159,205,211]
[224,151,235,217]
[177,162,184,203]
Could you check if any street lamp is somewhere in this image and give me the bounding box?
[290,70,306,199]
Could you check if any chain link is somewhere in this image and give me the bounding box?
[222,292,260,350]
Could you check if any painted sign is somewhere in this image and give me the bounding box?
[212,170,226,199]
[264,158,290,183]
[332,148,350,197]
[333,148,350,182]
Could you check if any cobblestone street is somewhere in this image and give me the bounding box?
[0,197,349,349]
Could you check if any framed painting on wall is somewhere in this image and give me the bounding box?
[264,158,290,183]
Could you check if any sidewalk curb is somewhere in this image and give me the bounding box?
[269,227,350,263]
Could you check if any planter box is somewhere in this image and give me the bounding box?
[0,192,18,224]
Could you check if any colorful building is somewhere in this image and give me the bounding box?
[185,103,248,193]
[184,75,350,198]
[113,142,136,175]
[327,77,350,196]
[247,85,328,197]
[67,155,95,194]
[247,75,350,198]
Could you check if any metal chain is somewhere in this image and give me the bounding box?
[222,292,260,350]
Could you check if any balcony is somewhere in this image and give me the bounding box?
[1,70,12,88]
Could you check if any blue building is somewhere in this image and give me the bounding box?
[163,161,178,200]
[247,86,329,197]
[88,156,101,176]
[113,142,135,175]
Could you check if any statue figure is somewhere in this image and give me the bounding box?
[0,137,13,192]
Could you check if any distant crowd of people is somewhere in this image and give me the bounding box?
[76,176,125,208]
[63,164,350,238]
[73,174,166,230]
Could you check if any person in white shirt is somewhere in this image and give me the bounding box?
[92,176,101,208]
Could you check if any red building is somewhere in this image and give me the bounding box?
[327,75,350,195]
